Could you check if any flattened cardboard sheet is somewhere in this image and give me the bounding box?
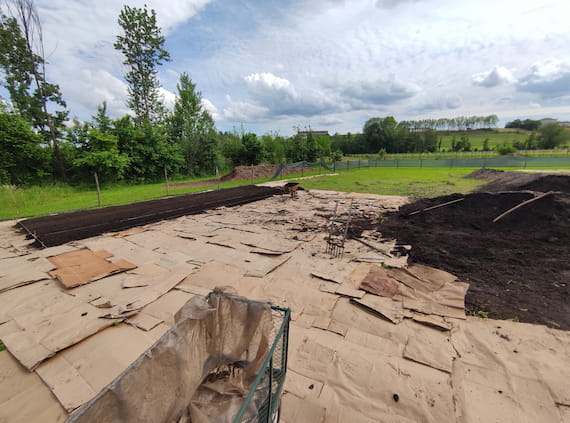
[351,295,405,324]
[0,255,54,293]
[48,249,136,289]
[359,265,399,297]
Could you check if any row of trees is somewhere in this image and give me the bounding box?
[398,115,499,131]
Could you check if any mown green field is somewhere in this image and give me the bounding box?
[437,130,530,149]
[299,167,486,197]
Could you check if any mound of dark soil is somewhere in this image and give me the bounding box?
[377,191,570,330]
[478,172,570,193]
[464,168,504,179]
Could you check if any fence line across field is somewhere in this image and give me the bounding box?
[329,155,570,171]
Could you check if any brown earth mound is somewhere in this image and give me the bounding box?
[477,171,570,193]
[464,168,504,179]
[376,191,570,329]
[171,164,316,188]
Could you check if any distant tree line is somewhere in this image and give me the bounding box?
[399,115,499,131]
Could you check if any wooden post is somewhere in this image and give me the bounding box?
[164,165,170,196]
[94,172,101,207]
[216,166,220,190]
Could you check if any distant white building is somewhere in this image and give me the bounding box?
[558,121,570,128]
[540,118,558,126]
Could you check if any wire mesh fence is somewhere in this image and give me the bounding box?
[328,155,570,171]
[233,302,290,423]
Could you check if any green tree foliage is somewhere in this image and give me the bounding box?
[451,135,472,152]
[505,119,541,131]
[240,133,266,165]
[0,111,50,184]
[0,3,68,178]
[261,133,286,163]
[114,116,183,182]
[538,123,569,149]
[73,129,131,183]
[169,73,218,175]
[363,116,399,153]
[114,5,170,125]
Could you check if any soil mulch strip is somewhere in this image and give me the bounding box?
[18,185,281,248]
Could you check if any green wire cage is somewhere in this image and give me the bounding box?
[225,296,291,423]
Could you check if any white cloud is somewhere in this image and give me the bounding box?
[517,61,570,98]
[472,66,516,87]
[413,95,463,113]
[201,98,222,121]
[223,95,269,122]
[341,78,420,107]
[158,88,177,111]
[241,72,339,118]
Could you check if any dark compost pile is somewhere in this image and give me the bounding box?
[377,173,570,330]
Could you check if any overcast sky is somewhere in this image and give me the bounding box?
[23,0,570,135]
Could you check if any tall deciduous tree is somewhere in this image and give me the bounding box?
[169,73,218,175]
[0,1,68,178]
[0,110,50,184]
[114,5,170,125]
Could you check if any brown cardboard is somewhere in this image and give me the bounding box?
[359,265,399,297]
[48,248,136,288]
[0,255,54,293]
[0,351,67,423]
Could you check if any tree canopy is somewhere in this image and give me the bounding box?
[114,5,170,125]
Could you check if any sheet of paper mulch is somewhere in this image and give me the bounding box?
[350,295,405,324]
[48,248,136,288]
[35,322,167,413]
[0,255,54,293]
[0,295,115,370]
[0,351,67,423]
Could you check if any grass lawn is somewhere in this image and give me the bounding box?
[299,167,489,198]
